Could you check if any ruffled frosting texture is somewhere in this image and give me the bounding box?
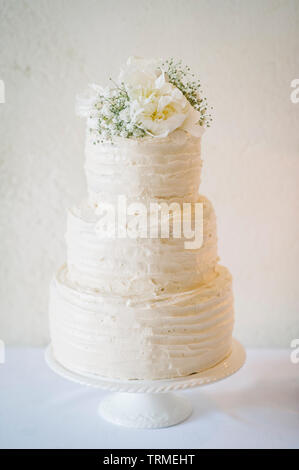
[66,195,218,297]
[49,128,235,380]
[85,129,202,205]
[50,265,234,380]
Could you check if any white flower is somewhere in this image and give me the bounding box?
[119,56,162,88]
[76,57,208,141]
[119,56,204,138]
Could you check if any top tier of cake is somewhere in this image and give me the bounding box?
[85,129,202,206]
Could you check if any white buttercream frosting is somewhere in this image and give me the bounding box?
[66,195,218,297]
[49,265,234,380]
[85,129,202,206]
[49,126,235,380]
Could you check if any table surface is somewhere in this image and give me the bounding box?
[0,347,298,449]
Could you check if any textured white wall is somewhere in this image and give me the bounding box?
[0,0,298,347]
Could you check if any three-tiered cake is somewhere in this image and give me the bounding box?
[49,57,234,380]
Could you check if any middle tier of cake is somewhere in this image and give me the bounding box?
[66,195,218,297]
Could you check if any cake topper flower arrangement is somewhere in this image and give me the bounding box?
[76,57,212,142]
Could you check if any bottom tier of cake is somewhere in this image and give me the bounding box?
[49,265,234,380]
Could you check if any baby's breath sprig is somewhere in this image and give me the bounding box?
[162,59,212,128]
[91,82,147,144]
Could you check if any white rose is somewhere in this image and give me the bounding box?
[119,56,204,138]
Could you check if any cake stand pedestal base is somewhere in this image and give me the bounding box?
[99,392,192,428]
[45,338,245,429]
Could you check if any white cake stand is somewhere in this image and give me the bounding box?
[45,338,245,429]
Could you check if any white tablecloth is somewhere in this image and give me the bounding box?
[0,348,298,449]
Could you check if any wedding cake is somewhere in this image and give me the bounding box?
[49,57,234,380]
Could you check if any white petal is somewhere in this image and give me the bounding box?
[157,94,173,112]
[142,112,186,137]
[119,56,161,88]
[155,70,166,89]
[182,107,205,136]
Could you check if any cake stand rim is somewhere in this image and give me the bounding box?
[45,338,246,393]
